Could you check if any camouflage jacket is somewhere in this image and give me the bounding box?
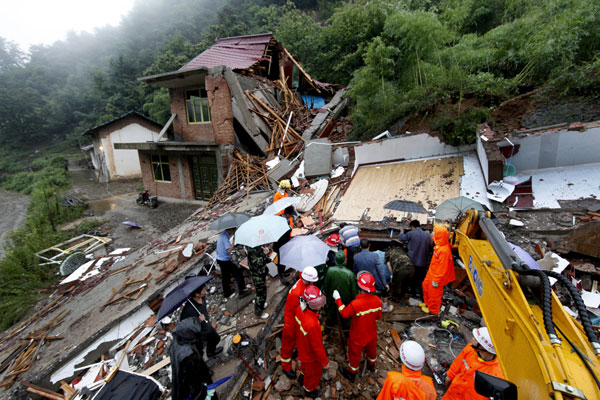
[385,247,412,272]
[246,246,269,276]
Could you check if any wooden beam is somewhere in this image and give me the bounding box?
[141,356,171,376]
[21,382,64,400]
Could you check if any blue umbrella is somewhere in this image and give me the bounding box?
[208,212,251,231]
[234,215,291,247]
[280,235,330,271]
[156,276,213,322]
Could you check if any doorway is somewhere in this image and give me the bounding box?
[190,154,218,200]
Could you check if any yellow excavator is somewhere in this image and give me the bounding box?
[451,210,600,400]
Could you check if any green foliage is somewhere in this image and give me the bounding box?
[0,162,83,330]
[430,108,491,146]
[547,58,600,98]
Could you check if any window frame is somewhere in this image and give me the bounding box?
[185,88,211,124]
[151,154,171,182]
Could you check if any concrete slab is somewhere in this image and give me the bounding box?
[304,139,332,177]
[267,159,299,182]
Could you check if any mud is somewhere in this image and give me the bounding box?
[64,162,201,251]
[0,189,29,257]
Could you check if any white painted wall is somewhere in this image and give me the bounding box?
[99,123,162,180]
[476,135,489,184]
[500,126,600,171]
[353,133,474,175]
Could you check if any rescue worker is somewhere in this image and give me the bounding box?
[245,245,270,319]
[421,225,455,314]
[377,340,436,400]
[333,271,382,382]
[339,223,361,271]
[280,266,319,379]
[321,250,358,338]
[443,327,504,400]
[296,285,329,398]
[325,233,343,266]
[273,179,291,215]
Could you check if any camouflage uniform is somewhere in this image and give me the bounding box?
[246,246,270,316]
[385,247,414,298]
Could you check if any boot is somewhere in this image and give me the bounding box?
[367,363,375,372]
[339,366,356,382]
[420,304,430,314]
[304,388,321,399]
[282,369,297,380]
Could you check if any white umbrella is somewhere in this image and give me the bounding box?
[234,215,291,248]
[279,235,331,271]
[263,196,301,215]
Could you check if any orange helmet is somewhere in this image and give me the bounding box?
[303,285,326,308]
[357,271,376,293]
[325,234,341,247]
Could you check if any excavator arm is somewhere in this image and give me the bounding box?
[451,210,600,400]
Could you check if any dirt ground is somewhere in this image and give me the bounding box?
[0,189,29,258]
[64,162,201,251]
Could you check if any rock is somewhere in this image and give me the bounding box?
[274,375,293,392]
[284,397,295,400]
[326,360,338,380]
[367,377,376,385]
[324,385,331,398]
[377,377,386,386]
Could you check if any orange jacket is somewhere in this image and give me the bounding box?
[402,366,436,400]
[295,306,329,367]
[443,344,504,400]
[335,293,382,347]
[426,226,455,286]
[283,279,306,326]
[273,191,288,216]
[376,370,428,400]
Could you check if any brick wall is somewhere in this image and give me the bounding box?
[139,152,205,200]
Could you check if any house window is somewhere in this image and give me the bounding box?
[151,154,171,182]
[186,89,211,123]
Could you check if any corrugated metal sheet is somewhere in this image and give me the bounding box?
[180,33,273,71]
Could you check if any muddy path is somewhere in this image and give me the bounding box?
[65,162,201,251]
[0,189,29,257]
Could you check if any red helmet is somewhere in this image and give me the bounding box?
[357,271,376,293]
[303,285,326,308]
[325,234,341,247]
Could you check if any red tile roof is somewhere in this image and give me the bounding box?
[180,33,273,71]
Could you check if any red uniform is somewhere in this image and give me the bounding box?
[295,306,329,392]
[335,293,382,373]
[442,344,504,400]
[280,279,306,371]
[377,365,436,400]
[422,226,455,314]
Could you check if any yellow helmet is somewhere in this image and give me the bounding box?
[279,179,291,189]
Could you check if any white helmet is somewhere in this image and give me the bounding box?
[301,266,318,282]
[473,327,496,354]
[399,340,425,371]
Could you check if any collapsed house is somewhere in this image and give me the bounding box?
[115,33,348,201]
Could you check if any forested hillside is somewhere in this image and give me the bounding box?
[1,0,599,165]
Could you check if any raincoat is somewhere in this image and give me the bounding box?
[422,225,455,314]
[322,251,358,332]
[442,344,504,400]
[376,367,435,400]
[169,318,213,400]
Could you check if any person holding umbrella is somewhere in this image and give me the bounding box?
[180,284,223,358]
[280,266,319,379]
[169,318,215,400]
[216,228,249,299]
[245,244,270,319]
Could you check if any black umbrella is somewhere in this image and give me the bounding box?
[383,200,427,214]
[208,212,251,231]
[156,276,213,321]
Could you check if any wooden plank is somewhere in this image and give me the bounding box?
[21,382,64,400]
[390,329,403,352]
[141,356,171,376]
[333,156,464,222]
